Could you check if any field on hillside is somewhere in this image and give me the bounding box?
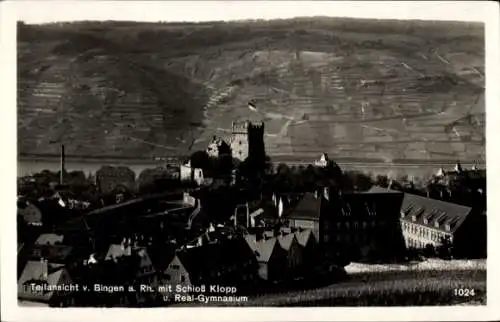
[17,18,485,164]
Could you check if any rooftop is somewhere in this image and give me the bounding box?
[18,260,66,303]
[35,234,64,246]
[175,236,256,279]
[245,235,278,263]
[286,192,322,221]
[294,228,315,246]
[400,193,472,233]
[277,233,296,251]
[333,192,405,220]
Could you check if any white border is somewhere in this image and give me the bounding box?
[1,1,499,321]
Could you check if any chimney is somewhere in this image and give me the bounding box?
[246,202,250,228]
[40,258,48,280]
[60,144,65,185]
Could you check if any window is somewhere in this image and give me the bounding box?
[239,141,242,145]
[363,221,368,229]
[171,265,180,270]
[181,276,185,282]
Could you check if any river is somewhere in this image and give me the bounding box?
[17,157,481,179]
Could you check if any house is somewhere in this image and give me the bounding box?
[277,233,303,277]
[314,153,330,167]
[18,199,43,227]
[284,192,323,242]
[105,240,157,285]
[35,233,65,246]
[179,160,206,186]
[399,193,484,258]
[18,259,75,307]
[52,191,91,210]
[294,228,318,271]
[244,235,287,282]
[104,240,158,305]
[322,191,406,262]
[163,236,257,291]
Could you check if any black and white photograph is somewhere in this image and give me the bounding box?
[1,1,499,321]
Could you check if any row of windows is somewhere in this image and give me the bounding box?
[403,222,448,242]
[324,234,372,243]
[406,238,429,249]
[341,209,377,217]
[332,221,382,229]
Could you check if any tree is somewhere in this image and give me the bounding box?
[190,150,210,169]
[375,175,390,188]
[437,236,453,259]
[423,244,436,258]
[276,163,290,176]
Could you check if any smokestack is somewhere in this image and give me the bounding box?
[60,144,65,185]
[246,203,250,228]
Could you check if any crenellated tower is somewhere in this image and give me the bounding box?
[230,120,265,162]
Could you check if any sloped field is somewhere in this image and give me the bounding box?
[17,19,485,163]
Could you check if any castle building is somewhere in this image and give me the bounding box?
[230,121,265,162]
[314,153,330,167]
[179,161,205,186]
[206,136,231,159]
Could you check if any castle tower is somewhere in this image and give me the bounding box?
[230,120,265,162]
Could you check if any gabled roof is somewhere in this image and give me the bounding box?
[400,193,472,233]
[18,260,66,302]
[365,186,402,194]
[35,234,64,246]
[286,193,322,221]
[294,229,314,246]
[105,244,132,259]
[175,236,256,280]
[244,235,278,263]
[277,233,296,251]
[18,201,42,225]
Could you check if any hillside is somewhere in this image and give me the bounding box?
[17,18,485,163]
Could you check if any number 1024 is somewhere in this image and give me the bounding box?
[454,288,475,297]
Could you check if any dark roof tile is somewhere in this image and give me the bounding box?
[400,193,472,233]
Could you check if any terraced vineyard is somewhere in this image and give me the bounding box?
[18,19,485,164]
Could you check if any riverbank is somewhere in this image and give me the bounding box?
[17,155,484,179]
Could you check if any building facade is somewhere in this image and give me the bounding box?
[321,191,407,262]
[399,192,483,257]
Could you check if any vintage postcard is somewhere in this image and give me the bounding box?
[1,1,499,321]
